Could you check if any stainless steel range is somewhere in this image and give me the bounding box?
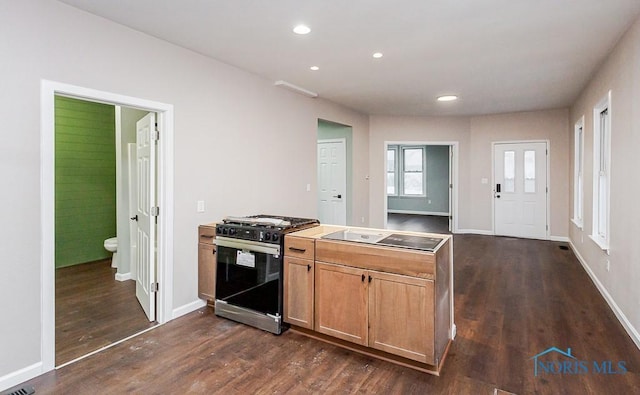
[214,215,319,334]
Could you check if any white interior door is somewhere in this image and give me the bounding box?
[136,113,156,321]
[318,140,347,225]
[494,142,547,239]
[127,143,138,279]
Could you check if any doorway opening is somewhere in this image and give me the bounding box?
[383,141,458,234]
[41,81,174,373]
[53,97,157,366]
[317,120,352,225]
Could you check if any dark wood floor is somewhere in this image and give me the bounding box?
[13,234,640,394]
[387,213,451,234]
[55,259,157,365]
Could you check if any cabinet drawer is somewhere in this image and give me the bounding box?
[198,225,216,245]
[316,239,435,278]
[284,236,315,259]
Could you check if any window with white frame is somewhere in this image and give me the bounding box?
[386,147,397,195]
[591,92,611,250]
[402,147,425,195]
[572,117,584,228]
[386,145,427,197]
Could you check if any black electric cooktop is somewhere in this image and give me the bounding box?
[322,230,444,252]
[377,234,443,251]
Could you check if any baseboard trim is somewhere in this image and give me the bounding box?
[568,240,640,350]
[548,236,569,242]
[388,209,449,216]
[0,362,42,392]
[455,229,494,236]
[114,272,132,282]
[172,299,207,320]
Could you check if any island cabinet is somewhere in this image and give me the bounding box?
[315,262,368,345]
[283,236,315,329]
[198,224,217,304]
[315,261,435,364]
[283,225,453,375]
[368,271,434,363]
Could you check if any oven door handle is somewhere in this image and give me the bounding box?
[214,237,281,256]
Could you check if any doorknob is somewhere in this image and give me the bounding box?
[130,215,138,221]
[333,194,342,199]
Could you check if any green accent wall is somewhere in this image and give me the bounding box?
[55,96,116,268]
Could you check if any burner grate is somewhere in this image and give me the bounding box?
[224,215,319,229]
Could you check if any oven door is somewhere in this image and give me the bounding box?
[214,237,282,319]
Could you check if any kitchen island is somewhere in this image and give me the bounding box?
[283,225,454,375]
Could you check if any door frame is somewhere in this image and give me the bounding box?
[40,80,174,372]
[317,138,347,225]
[491,140,550,239]
[382,141,459,233]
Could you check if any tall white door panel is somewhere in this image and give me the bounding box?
[318,140,347,225]
[494,142,547,239]
[135,113,156,321]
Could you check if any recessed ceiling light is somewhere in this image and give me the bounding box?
[310,66,319,71]
[437,95,458,102]
[372,52,383,59]
[293,24,311,35]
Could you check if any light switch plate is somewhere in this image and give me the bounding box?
[197,200,205,213]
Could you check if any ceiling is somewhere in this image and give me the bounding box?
[58,0,640,116]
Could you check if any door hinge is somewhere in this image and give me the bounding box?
[450,215,453,220]
[151,282,159,292]
[449,183,453,189]
[151,206,160,216]
[546,187,548,193]
[152,129,160,141]
[546,225,549,231]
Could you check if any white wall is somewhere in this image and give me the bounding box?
[569,14,640,346]
[369,109,570,237]
[0,0,369,385]
[468,109,570,236]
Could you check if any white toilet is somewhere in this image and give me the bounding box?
[104,237,118,268]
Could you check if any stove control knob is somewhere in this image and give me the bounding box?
[265,232,271,241]
[216,227,222,234]
[272,233,279,242]
[222,227,228,235]
[229,228,237,236]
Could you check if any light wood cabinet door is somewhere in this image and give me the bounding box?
[198,242,216,302]
[368,271,435,364]
[283,257,314,329]
[315,262,368,346]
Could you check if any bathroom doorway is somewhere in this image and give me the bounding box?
[53,96,157,366]
[41,80,175,372]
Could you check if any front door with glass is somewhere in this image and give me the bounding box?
[494,142,548,239]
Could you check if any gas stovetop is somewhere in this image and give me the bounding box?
[217,214,319,244]
[222,214,318,228]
